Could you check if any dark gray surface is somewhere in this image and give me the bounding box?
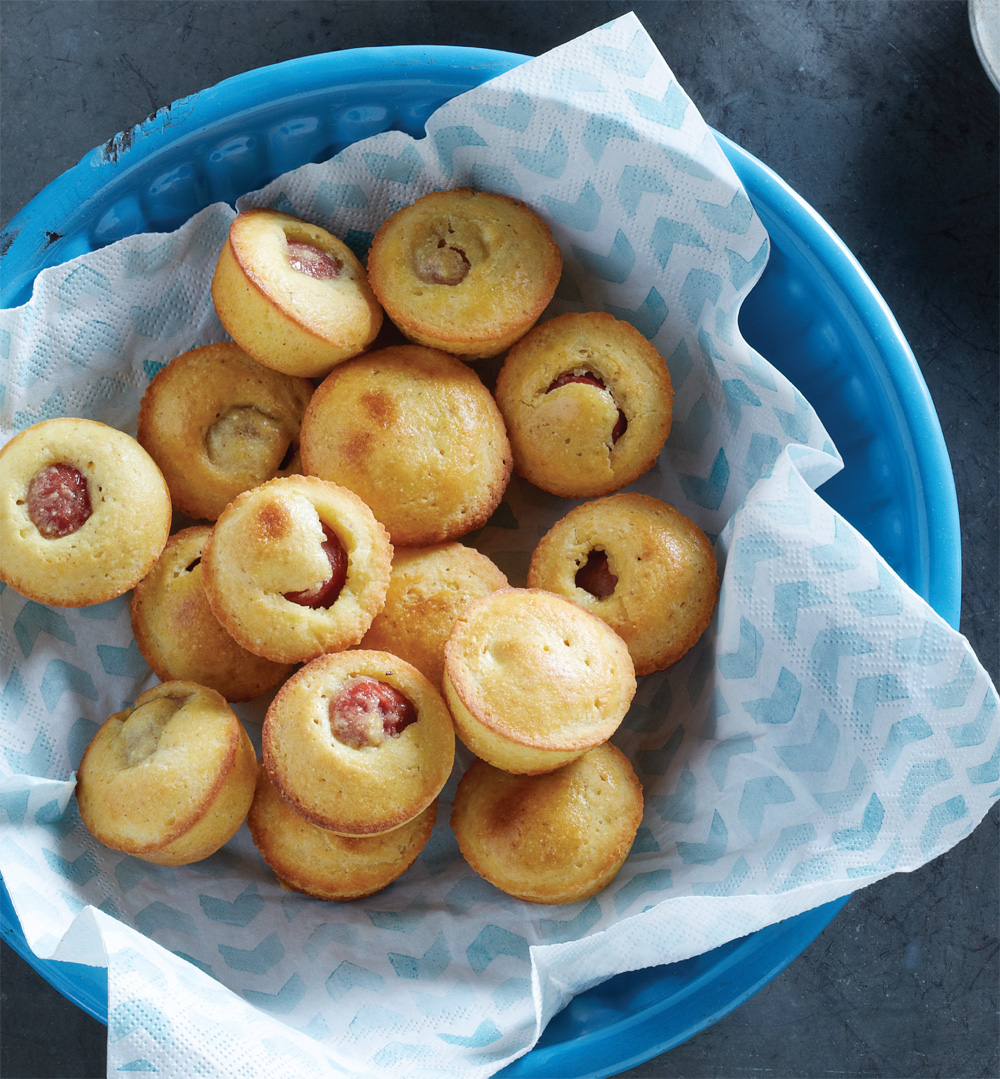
[1,2,997,1077]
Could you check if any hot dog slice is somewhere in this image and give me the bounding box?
[26,463,92,538]
[329,677,417,749]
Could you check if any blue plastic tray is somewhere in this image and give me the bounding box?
[0,45,960,1078]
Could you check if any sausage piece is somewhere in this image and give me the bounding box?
[547,372,628,443]
[283,524,348,608]
[329,677,418,749]
[575,549,618,600]
[286,242,341,280]
[26,463,92,539]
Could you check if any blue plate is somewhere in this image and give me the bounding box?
[0,45,960,1078]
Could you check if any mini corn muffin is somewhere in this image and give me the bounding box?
[451,742,643,904]
[248,762,436,900]
[367,188,562,360]
[76,680,257,866]
[211,208,383,378]
[359,543,509,687]
[0,417,171,607]
[262,650,455,836]
[201,475,392,665]
[528,493,719,675]
[443,588,636,775]
[131,526,295,701]
[137,342,313,521]
[494,311,673,498]
[299,345,512,546]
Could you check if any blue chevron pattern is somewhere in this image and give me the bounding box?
[133,902,198,942]
[707,733,755,787]
[616,164,673,216]
[626,84,689,128]
[650,762,697,822]
[4,729,55,776]
[668,393,712,454]
[109,998,173,1046]
[580,112,641,163]
[542,180,603,230]
[538,899,602,942]
[243,973,306,1014]
[738,776,795,840]
[718,617,763,680]
[919,796,968,854]
[699,189,754,233]
[764,824,817,873]
[473,89,536,132]
[777,710,840,773]
[513,129,569,177]
[728,240,769,291]
[814,757,869,815]
[591,29,656,77]
[722,377,761,431]
[326,961,384,1001]
[675,809,729,864]
[604,285,668,337]
[312,180,369,214]
[692,855,750,896]
[389,934,451,980]
[967,736,1000,787]
[773,580,830,639]
[833,793,885,851]
[879,714,934,773]
[466,926,530,973]
[810,627,875,692]
[745,667,801,725]
[438,1019,503,1048]
[199,887,265,927]
[570,229,635,283]
[650,216,708,267]
[679,446,730,510]
[612,869,672,915]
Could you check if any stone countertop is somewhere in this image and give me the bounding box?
[1,3,997,1078]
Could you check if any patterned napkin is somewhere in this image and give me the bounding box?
[1,13,996,1079]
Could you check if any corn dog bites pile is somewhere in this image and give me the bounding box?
[0,189,719,904]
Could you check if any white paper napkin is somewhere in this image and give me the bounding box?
[1,13,997,1079]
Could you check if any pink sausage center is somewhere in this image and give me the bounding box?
[286,241,342,280]
[329,677,418,749]
[546,372,628,443]
[26,463,92,539]
[283,524,348,609]
[575,549,618,600]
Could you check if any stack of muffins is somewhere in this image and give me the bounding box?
[0,188,719,905]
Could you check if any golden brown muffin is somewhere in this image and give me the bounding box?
[211,208,383,378]
[450,742,643,904]
[299,345,512,546]
[442,588,636,775]
[262,650,455,836]
[201,475,392,665]
[359,543,509,687]
[248,762,436,900]
[494,311,673,498]
[0,417,171,607]
[76,680,257,866]
[367,188,562,360]
[131,526,295,701]
[136,342,313,521]
[527,493,719,675]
